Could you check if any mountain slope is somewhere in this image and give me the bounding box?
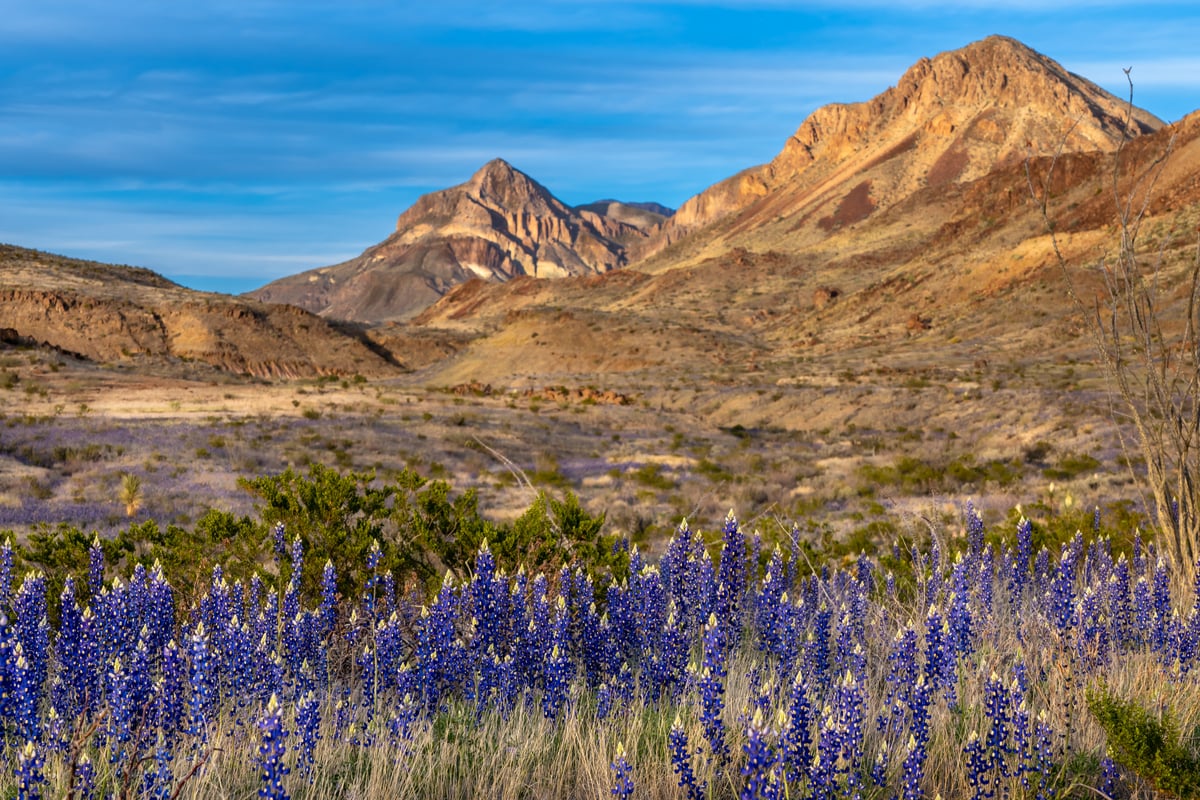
[249,160,666,323]
[0,245,398,379]
[405,65,1197,390]
[644,35,1162,267]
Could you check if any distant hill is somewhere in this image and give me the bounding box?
[248,160,670,323]
[0,244,398,379]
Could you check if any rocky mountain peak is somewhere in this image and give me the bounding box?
[457,158,564,218]
[655,35,1163,257]
[777,34,1157,174]
[251,160,664,323]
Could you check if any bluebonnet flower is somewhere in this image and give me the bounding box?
[55,579,95,719]
[42,704,69,755]
[146,562,176,654]
[834,669,866,796]
[14,572,49,716]
[1032,711,1058,800]
[470,541,506,656]
[741,708,780,800]
[871,744,888,788]
[1152,557,1171,652]
[272,522,287,563]
[1108,557,1133,648]
[607,580,639,665]
[580,600,608,689]
[879,625,918,736]
[1133,575,1153,647]
[415,572,466,712]
[258,693,290,800]
[756,557,786,657]
[156,639,186,749]
[596,682,613,721]
[0,537,12,611]
[632,564,667,658]
[389,691,422,750]
[982,670,1012,784]
[1075,588,1108,669]
[924,606,954,702]
[89,533,105,597]
[290,536,305,580]
[807,603,833,689]
[901,733,925,800]
[188,623,216,743]
[1011,698,1033,793]
[610,742,634,799]
[320,560,338,637]
[699,613,729,762]
[12,645,42,743]
[1100,756,1120,799]
[1050,540,1079,632]
[780,669,814,782]
[948,556,974,658]
[333,695,353,739]
[140,745,174,800]
[669,717,706,800]
[979,545,995,616]
[542,643,571,720]
[17,740,45,800]
[964,730,991,800]
[107,656,136,765]
[966,501,985,567]
[716,511,748,644]
[810,711,842,800]
[361,539,384,623]
[74,751,96,800]
[1034,547,1051,586]
[643,604,688,703]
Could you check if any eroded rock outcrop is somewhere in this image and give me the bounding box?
[250,160,671,323]
[0,246,398,379]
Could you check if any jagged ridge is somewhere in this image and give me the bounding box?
[651,35,1162,260]
[249,160,668,323]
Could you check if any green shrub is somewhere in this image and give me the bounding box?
[1043,452,1101,480]
[631,463,675,491]
[1087,683,1200,799]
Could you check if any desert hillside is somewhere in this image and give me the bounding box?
[0,244,399,379]
[644,35,1162,267]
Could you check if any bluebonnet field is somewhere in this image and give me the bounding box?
[0,507,1197,798]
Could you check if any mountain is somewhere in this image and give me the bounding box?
[644,35,1162,267]
[0,245,398,379]
[404,40,1197,390]
[248,160,667,323]
[10,35,1194,392]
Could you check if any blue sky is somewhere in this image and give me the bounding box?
[2,1,1198,295]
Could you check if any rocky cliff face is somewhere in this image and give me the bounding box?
[649,35,1162,261]
[0,245,397,379]
[249,160,668,323]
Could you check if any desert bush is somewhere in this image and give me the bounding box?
[1088,682,1200,798]
[633,463,676,491]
